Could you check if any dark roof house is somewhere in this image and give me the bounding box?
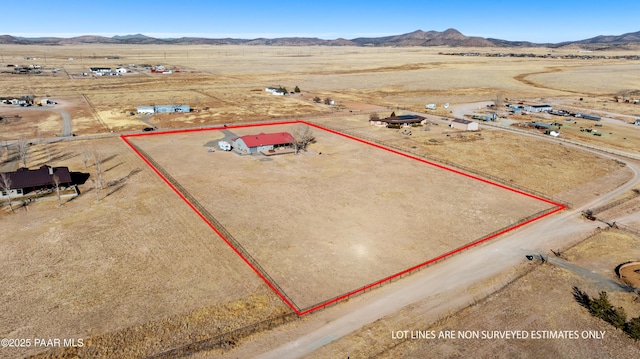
[2,165,72,191]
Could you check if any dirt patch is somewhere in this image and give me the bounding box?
[619,262,640,288]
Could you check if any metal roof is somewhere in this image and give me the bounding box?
[239,132,295,148]
[452,119,473,124]
[1,165,72,189]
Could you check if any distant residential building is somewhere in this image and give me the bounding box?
[370,114,427,127]
[136,105,190,114]
[634,119,640,126]
[450,119,479,131]
[90,67,112,74]
[523,104,552,112]
[116,67,127,74]
[575,113,601,121]
[136,106,155,114]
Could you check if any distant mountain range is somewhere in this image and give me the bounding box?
[1,29,640,47]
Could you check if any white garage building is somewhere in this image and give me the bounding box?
[450,119,479,131]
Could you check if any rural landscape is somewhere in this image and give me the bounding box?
[2,25,640,359]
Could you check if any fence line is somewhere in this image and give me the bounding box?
[589,192,640,215]
[125,123,568,319]
[128,142,300,313]
[311,122,571,208]
[297,205,562,315]
[147,312,299,359]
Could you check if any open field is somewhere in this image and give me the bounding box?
[311,115,629,204]
[2,44,640,357]
[307,228,640,359]
[1,45,639,137]
[0,138,288,358]
[129,122,556,310]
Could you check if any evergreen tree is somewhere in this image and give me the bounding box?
[604,306,627,329]
[589,291,612,319]
[624,316,640,340]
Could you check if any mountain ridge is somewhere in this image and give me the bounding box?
[2,29,640,47]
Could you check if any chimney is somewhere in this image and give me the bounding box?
[48,166,53,175]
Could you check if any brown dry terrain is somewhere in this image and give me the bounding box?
[1,44,640,358]
[131,123,552,310]
[309,228,640,359]
[311,115,627,201]
[0,138,288,358]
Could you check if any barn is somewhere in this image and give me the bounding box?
[450,119,479,131]
[232,132,295,154]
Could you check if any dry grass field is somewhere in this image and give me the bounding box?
[2,43,640,357]
[1,45,639,136]
[311,115,628,204]
[0,138,288,358]
[130,122,554,310]
[309,228,640,359]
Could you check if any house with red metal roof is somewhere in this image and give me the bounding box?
[231,132,295,154]
[1,165,73,199]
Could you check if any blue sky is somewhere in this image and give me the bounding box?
[4,1,638,43]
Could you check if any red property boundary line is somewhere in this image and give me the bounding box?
[121,120,566,317]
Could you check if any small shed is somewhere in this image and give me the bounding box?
[450,119,479,131]
[634,119,640,126]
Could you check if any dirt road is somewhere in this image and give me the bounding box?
[3,105,73,137]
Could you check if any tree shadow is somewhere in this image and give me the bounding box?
[105,162,122,172]
[105,184,126,198]
[107,168,141,188]
[572,286,591,309]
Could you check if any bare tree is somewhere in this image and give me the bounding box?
[324,97,333,105]
[369,112,380,121]
[81,145,91,168]
[292,126,315,154]
[0,172,14,212]
[17,137,29,168]
[93,150,104,189]
[52,174,61,206]
[494,92,504,111]
[312,96,322,103]
[92,179,101,202]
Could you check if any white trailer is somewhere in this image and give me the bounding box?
[425,104,436,110]
[218,141,232,151]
